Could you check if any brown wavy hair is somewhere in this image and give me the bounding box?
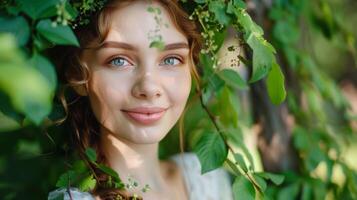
[52,0,202,199]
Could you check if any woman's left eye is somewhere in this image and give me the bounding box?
[160,56,182,66]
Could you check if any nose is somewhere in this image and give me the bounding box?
[132,71,163,100]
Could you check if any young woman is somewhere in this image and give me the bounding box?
[49,0,233,199]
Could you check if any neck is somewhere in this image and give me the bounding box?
[99,127,168,195]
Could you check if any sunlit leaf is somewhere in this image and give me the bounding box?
[247,34,276,83]
[267,62,286,104]
[79,174,96,192]
[233,175,255,200]
[56,170,76,188]
[0,34,53,125]
[194,132,228,174]
[234,153,248,172]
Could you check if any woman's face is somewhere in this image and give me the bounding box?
[80,1,192,144]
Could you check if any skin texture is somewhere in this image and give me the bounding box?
[79,1,191,199]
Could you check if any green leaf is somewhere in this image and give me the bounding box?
[255,172,285,185]
[202,84,213,105]
[64,2,78,19]
[0,64,53,125]
[149,40,165,51]
[278,183,300,200]
[212,28,227,53]
[34,34,54,51]
[85,147,97,162]
[208,73,225,93]
[0,107,21,132]
[147,6,155,13]
[36,19,79,46]
[30,53,57,91]
[234,153,248,172]
[267,62,286,104]
[233,0,246,8]
[56,170,76,187]
[210,86,238,128]
[199,53,215,78]
[247,34,276,82]
[78,174,96,192]
[226,159,242,176]
[0,34,53,125]
[97,164,122,183]
[235,9,264,36]
[253,174,267,192]
[218,69,248,89]
[233,176,255,200]
[194,0,206,4]
[0,16,30,46]
[194,132,228,174]
[209,2,231,26]
[0,90,24,125]
[227,1,246,14]
[16,0,60,20]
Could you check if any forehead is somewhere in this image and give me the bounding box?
[104,1,187,48]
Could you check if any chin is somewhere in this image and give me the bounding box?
[118,132,168,144]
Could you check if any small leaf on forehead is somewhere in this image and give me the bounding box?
[149,40,165,51]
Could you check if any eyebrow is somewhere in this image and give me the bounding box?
[93,41,189,51]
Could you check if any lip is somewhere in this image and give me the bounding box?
[121,106,168,125]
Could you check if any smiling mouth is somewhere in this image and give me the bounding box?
[121,109,167,125]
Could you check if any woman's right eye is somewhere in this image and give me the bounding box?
[108,57,131,68]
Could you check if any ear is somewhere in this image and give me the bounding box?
[72,84,88,96]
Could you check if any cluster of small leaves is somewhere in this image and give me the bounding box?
[70,0,107,28]
[147,4,169,51]
[179,0,287,199]
[53,147,151,199]
[84,147,125,190]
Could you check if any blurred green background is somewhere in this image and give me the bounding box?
[1,0,357,199]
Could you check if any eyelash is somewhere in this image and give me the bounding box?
[160,56,184,66]
[107,55,133,68]
[107,55,184,68]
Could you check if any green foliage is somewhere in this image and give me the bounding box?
[194,131,228,173]
[0,34,53,125]
[218,69,248,90]
[0,0,356,199]
[267,62,286,104]
[36,19,79,46]
[15,0,60,20]
[0,16,30,46]
[85,147,97,162]
[233,175,255,200]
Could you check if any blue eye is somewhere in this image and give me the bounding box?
[161,56,182,66]
[109,57,131,67]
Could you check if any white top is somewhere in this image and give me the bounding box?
[48,153,233,200]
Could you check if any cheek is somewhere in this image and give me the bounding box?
[87,72,127,123]
[165,69,192,111]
